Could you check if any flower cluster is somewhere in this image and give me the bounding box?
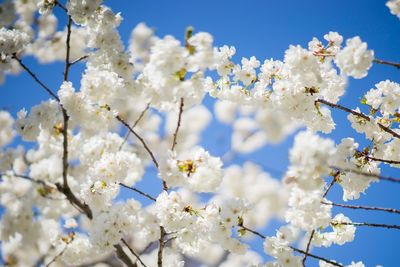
[0,0,398,266]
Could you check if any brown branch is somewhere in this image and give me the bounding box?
[119,183,156,202]
[331,221,400,230]
[121,239,148,267]
[56,183,92,219]
[119,103,151,151]
[46,245,68,267]
[114,244,136,267]
[55,1,68,12]
[303,175,337,266]
[157,227,166,267]
[330,166,400,183]
[13,10,93,220]
[139,242,154,255]
[238,224,266,239]
[290,246,343,267]
[237,224,342,267]
[323,175,338,198]
[116,114,159,169]
[364,155,400,165]
[163,236,176,246]
[11,55,60,101]
[302,230,315,267]
[373,59,400,69]
[322,201,400,215]
[171,98,184,151]
[59,14,93,220]
[63,15,72,81]
[1,172,48,187]
[70,55,88,66]
[316,99,400,140]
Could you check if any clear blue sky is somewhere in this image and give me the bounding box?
[1,0,399,266]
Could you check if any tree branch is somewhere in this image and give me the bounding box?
[63,15,72,82]
[316,98,400,140]
[238,224,265,239]
[238,224,342,267]
[322,201,400,215]
[303,175,337,266]
[290,246,343,267]
[373,59,400,69]
[119,103,151,151]
[157,226,166,267]
[11,55,60,101]
[171,98,184,152]
[119,183,156,202]
[46,244,68,267]
[70,55,88,66]
[121,239,148,267]
[331,166,400,183]
[331,221,400,230]
[116,114,159,169]
[363,154,400,165]
[114,244,136,267]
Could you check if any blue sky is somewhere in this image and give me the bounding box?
[1,0,400,266]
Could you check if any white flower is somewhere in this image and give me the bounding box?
[285,131,336,190]
[67,0,102,25]
[331,138,380,201]
[0,111,14,147]
[335,36,374,79]
[0,28,29,56]
[159,147,223,192]
[387,0,400,18]
[214,45,236,76]
[364,80,400,116]
[285,187,332,231]
[263,227,302,267]
[37,0,56,14]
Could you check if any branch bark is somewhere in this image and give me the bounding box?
[316,99,400,140]
[322,201,400,214]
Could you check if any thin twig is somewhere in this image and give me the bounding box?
[331,166,400,183]
[331,221,400,230]
[322,201,400,215]
[323,174,338,198]
[238,224,265,239]
[364,155,400,165]
[63,15,72,81]
[114,244,136,267]
[55,183,92,219]
[55,1,68,12]
[59,14,93,220]
[302,230,315,267]
[1,172,48,187]
[119,103,151,151]
[316,98,400,140]
[290,246,343,267]
[119,183,156,202]
[171,98,184,151]
[116,115,159,169]
[140,242,154,255]
[70,55,88,66]
[46,243,69,267]
[12,55,59,101]
[303,175,337,266]
[238,224,342,267]
[121,239,148,267]
[373,59,400,69]
[163,236,176,246]
[157,227,166,267]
